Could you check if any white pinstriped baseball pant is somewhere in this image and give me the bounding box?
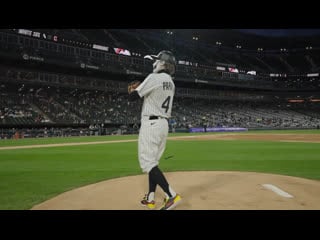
[138,116,168,173]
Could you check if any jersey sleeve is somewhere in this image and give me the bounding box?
[135,73,161,97]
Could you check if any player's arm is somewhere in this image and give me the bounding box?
[128,74,156,101]
[136,74,160,97]
[128,80,141,101]
[128,90,140,101]
[129,79,159,101]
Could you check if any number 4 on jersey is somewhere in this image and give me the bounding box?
[161,96,171,113]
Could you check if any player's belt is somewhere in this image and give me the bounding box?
[149,116,168,120]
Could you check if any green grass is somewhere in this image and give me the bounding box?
[245,129,320,134]
[163,140,320,179]
[0,130,320,209]
[0,135,138,147]
[1,129,319,147]
[0,143,141,209]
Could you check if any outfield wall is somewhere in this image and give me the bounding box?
[189,127,248,133]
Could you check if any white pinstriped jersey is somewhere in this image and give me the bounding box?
[135,72,175,119]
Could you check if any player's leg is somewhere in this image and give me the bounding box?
[138,119,160,173]
[140,169,157,209]
[149,119,181,210]
[155,120,168,162]
[149,165,175,198]
[150,119,174,197]
[148,165,181,210]
[138,119,159,208]
[139,119,181,209]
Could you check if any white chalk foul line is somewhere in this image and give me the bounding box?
[0,134,214,150]
[0,139,138,150]
[262,184,294,198]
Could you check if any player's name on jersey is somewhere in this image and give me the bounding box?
[163,82,173,91]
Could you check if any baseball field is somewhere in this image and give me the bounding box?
[1,129,320,210]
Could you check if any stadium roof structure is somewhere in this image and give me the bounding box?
[135,29,320,52]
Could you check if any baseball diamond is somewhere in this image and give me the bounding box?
[1,29,320,210]
[0,131,320,210]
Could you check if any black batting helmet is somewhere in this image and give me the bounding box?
[144,50,176,75]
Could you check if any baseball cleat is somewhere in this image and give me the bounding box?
[160,194,182,210]
[141,194,156,209]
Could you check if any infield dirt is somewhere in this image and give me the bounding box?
[31,133,320,210]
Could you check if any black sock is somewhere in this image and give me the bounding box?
[149,166,172,198]
[148,171,157,193]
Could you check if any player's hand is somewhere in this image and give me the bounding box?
[128,81,141,94]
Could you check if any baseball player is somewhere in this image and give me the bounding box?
[128,50,181,210]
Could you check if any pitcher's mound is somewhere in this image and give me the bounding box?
[31,171,320,210]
